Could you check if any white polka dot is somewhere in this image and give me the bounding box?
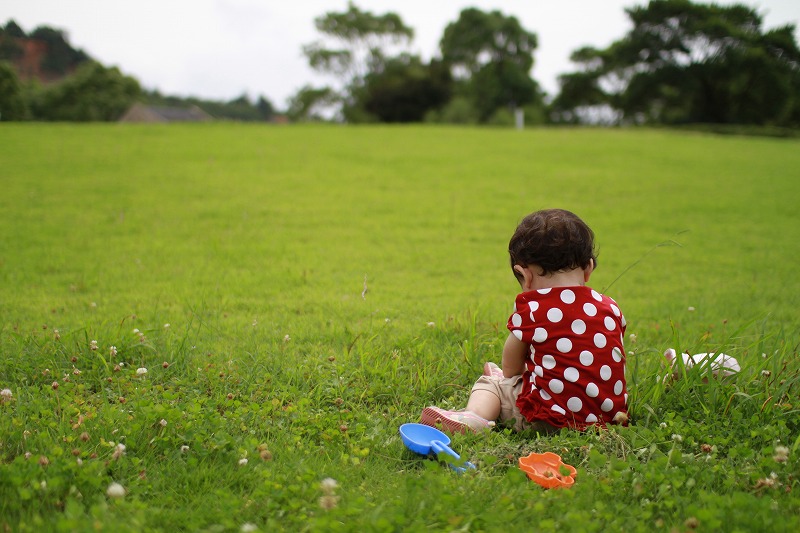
[528,301,539,312]
[556,338,572,353]
[614,380,624,395]
[564,367,580,382]
[624,393,628,404]
[529,312,536,323]
[537,288,551,295]
[583,303,597,316]
[547,307,563,323]
[567,397,582,412]
[621,315,627,327]
[611,347,623,362]
[610,304,620,317]
[512,330,523,341]
[549,379,564,394]
[512,313,522,327]
[579,350,594,366]
[533,328,547,343]
[591,290,602,302]
[600,365,612,381]
[594,333,607,348]
[540,389,551,401]
[551,404,566,415]
[586,382,599,397]
[534,365,544,377]
[604,316,616,331]
[586,413,598,423]
[560,289,576,304]
[571,319,586,335]
[542,355,556,370]
[601,398,614,412]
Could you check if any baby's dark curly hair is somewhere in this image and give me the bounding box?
[508,209,597,281]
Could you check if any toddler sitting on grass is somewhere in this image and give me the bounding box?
[421,209,629,434]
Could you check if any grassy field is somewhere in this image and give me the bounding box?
[1,123,799,531]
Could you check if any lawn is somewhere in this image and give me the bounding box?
[0,123,798,531]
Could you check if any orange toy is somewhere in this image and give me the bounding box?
[518,452,577,489]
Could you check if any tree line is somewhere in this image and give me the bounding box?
[0,20,275,122]
[2,0,799,128]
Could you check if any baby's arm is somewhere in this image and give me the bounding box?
[502,333,528,378]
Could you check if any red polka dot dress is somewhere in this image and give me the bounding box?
[507,286,628,430]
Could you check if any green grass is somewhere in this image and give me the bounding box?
[1,123,799,531]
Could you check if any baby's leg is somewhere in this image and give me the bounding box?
[419,374,502,433]
[467,389,501,421]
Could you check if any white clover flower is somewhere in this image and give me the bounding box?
[672,434,683,443]
[111,443,126,460]
[319,495,339,510]
[106,482,126,498]
[53,329,60,340]
[136,367,148,376]
[90,340,98,351]
[283,335,291,342]
[164,323,170,329]
[320,477,339,494]
[629,334,637,343]
[773,446,790,463]
[133,329,140,334]
[687,306,695,312]
[109,346,118,357]
[240,524,258,533]
[238,458,248,466]
[0,388,12,403]
[181,445,190,453]
[659,422,667,429]
[159,419,167,427]
[427,322,435,327]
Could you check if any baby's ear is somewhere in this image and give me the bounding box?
[513,265,534,291]
[583,259,595,282]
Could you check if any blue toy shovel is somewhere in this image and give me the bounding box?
[399,423,476,472]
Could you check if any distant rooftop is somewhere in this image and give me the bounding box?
[120,103,212,123]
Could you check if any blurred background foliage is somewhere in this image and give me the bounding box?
[1,0,798,129]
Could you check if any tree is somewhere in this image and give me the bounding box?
[29,26,90,76]
[0,20,25,62]
[553,0,800,126]
[0,61,27,120]
[32,61,140,121]
[256,96,274,121]
[300,2,414,120]
[3,19,26,38]
[286,85,339,122]
[357,55,452,122]
[439,8,544,122]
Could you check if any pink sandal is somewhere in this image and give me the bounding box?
[420,406,494,434]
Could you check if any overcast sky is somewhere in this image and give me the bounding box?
[2,1,798,108]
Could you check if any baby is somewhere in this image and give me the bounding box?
[421,209,629,434]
